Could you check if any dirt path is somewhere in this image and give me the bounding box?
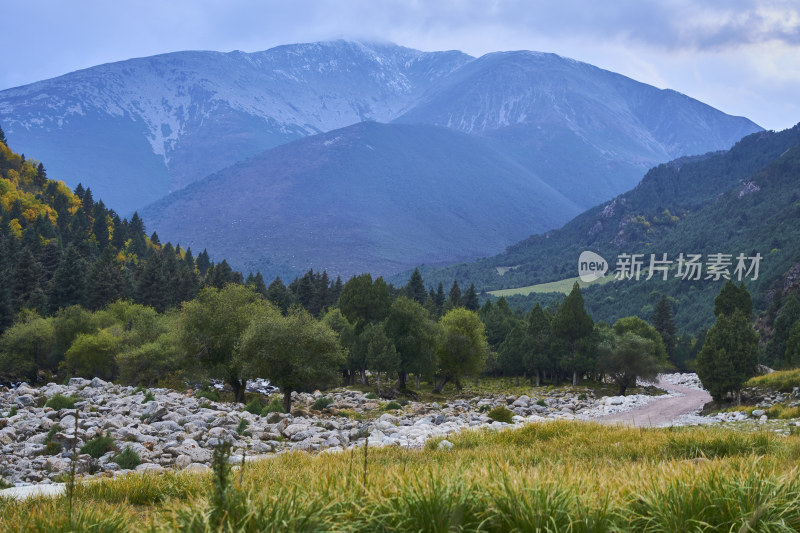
[596,378,712,427]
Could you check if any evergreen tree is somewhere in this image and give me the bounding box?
[405,268,427,304]
[696,310,759,402]
[714,280,753,318]
[86,245,127,310]
[92,200,110,251]
[13,248,43,312]
[462,283,480,311]
[248,272,268,298]
[652,295,677,359]
[35,162,47,187]
[49,244,87,312]
[766,293,800,367]
[525,304,554,386]
[0,123,6,145]
[266,277,294,314]
[552,282,594,386]
[435,282,446,313]
[196,249,211,277]
[448,280,461,308]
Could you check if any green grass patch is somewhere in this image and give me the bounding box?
[487,274,615,297]
[44,393,79,410]
[81,432,116,459]
[746,368,800,392]
[311,396,333,411]
[195,389,220,402]
[243,398,263,415]
[260,398,285,415]
[4,422,800,532]
[113,446,141,470]
[487,405,514,423]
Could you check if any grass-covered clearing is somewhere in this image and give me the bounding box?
[746,368,800,392]
[2,421,800,532]
[487,275,615,298]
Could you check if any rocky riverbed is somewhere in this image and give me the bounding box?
[0,375,698,487]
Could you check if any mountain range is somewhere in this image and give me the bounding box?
[0,40,763,279]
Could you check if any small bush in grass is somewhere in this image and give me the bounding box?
[236,418,248,435]
[40,441,63,456]
[196,389,220,402]
[244,398,263,415]
[141,390,155,403]
[488,405,514,423]
[536,398,547,407]
[81,432,116,459]
[45,393,78,410]
[114,446,141,470]
[311,396,333,411]
[365,392,379,399]
[261,398,285,415]
[382,401,402,411]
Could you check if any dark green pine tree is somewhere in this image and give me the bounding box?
[38,241,62,286]
[552,282,594,386]
[448,280,461,308]
[318,270,331,315]
[714,280,753,319]
[73,183,85,200]
[205,259,234,288]
[34,162,47,187]
[435,282,446,313]
[82,187,94,211]
[150,231,160,245]
[766,293,800,367]
[652,294,677,359]
[405,268,427,304]
[135,249,168,311]
[462,283,480,311]
[92,200,110,251]
[49,244,87,312]
[13,248,43,312]
[86,245,128,310]
[196,249,211,277]
[267,277,295,314]
[0,123,6,145]
[696,310,759,402]
[127,212,148,258]
[0,240,14,332]
[247,272,268,298]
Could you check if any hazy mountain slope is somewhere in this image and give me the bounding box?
[0,41,472,212]
[409,124,800,332]
[140,122,582,280]
[394,51,761,207]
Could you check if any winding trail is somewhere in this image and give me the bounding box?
[596,378,712,427]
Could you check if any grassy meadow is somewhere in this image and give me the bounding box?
[487,275,615,298]
[3,421,800,532]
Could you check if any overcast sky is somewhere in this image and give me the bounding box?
[2,0,799,130]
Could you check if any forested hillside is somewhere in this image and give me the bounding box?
[410,124,800,334]
[0,129,289,332]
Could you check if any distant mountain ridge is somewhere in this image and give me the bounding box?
[139,122,582,280]
[1,40,759,215]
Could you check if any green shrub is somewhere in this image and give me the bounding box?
[7,406,17,417]
[114,446,141,470]
[488,405,514,423]
[141,390,155,403]
[236,418,248,435]
[0,476,12,489]
[536,399,547,407]
[80,432,116,459]
[383,401,402,411]
[40,441,63,456]
[261,398,285,415]
[365,392,379,400]
[196,389,220,402]
[244,398,263,415]
[45,393,77,410]
[311,396,333,411]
